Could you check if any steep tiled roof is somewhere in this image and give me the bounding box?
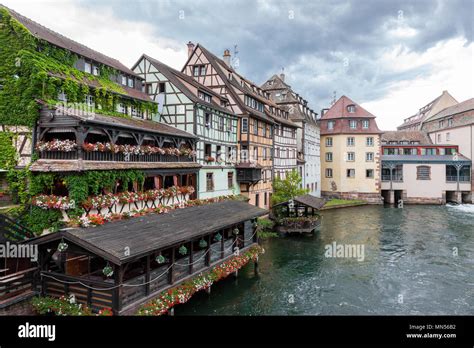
[192,44,296,127]
[4,6,140,77]
[381,131,432,145]
[321,95,375,119]
[424,98,474,122]
[137,54,233,115]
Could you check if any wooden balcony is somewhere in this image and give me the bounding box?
[39,151,194,163]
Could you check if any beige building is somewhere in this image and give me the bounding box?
[397,90,458,131]
[320,96,382,203]
[421,98,474,201]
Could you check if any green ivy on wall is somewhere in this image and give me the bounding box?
[0,8,157,127]
[0,132,17,170]
[31,169,145,216]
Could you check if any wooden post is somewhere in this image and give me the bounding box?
[168,248,175,285]
[189,242,194,274]
[254,256,259,276]
[221,231,225,259]
[113,264,123,314]
[145,255,150,296]
[205,235,211,266]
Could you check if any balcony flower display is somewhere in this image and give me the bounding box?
[204,156,215,163]
[79,214,105,227]
[32,195,75,210]
[81,142,191,157]
[36,139,77,152]
[81,193,118,210]
[179,147,196,158]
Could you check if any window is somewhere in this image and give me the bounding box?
[437,134,442,143]
[439,120,444,128]
[366,152,374,162]
[417,166,431,180]
[159,82,165,93]
[227,172,233,189]
[193,65,206,76]
[198,91,212,103]
[117,103,126,114]
[146,83,153,94]
[216,146,222,162]
[327,121,335,130]
[206,173,214,191]
[403,148,417,155]
[241,118,248,133]
[219,117,224,131]
[347,137,355,146]
[366,137,374,146]
[58,91,67,102]
[346,169,355,178]
[349,120,357,129]
[326,137,333,147]
[263,147,267,160]
[362,120,369,129]
[85,94,94,107]
[262,123,267,137]
[264,192,267,206]
[253,147,258,160]
[131,105,141,117]
[347,105,356,113]
[253,119,258,135]
[325,168,333,178]
[128,78,134,88]
[241,145,248,161]
[205,113,212,128]
[448,118,453,126]
[421,148,436,155]
[84,61,92,74]
[446,132,450,141]
[227,119,232,132]
[347,152,355,161]
[92,65,100,76]
[325,152,333,162]
[121,75,127,85]
[204,143,212,157]
[366,169,374,178]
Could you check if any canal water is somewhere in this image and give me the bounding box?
[176,205,474,315]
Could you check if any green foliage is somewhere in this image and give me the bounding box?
[31,296,93,316]
[20,206,63,235]
[271,170,309,205]
[0,8,157,127]
[0,132,17,169]
[6,167,30,204]
[256,217,278,239]
[323,198,366,208]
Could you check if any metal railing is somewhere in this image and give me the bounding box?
[381,174,403,182]
[446,176,471,182]
[39,151,194,163]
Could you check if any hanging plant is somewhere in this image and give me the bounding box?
[199,239,208,248]
[102,264,114,277]
[213,233,222,242]
[233,228,240,235]
[57,239,68,252]
[155,254,166,264]
[178,245,187,255]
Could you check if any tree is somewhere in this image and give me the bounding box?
[271,170,309,205]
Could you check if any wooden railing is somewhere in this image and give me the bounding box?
[0,267,36,306]
[41,272,114,311]
[39,150,194,163]
[0,213,35,241]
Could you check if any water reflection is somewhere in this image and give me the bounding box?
[176,205,474,315]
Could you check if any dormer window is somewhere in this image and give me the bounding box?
[267,80,274,86]
[84,94,94,107]
[121,75,127,85]
[84,61,92,74]
[347,105,356,113]
[362,120,369,129]
[328,121,335,130]
[198,91,212,103]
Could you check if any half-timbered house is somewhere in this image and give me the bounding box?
[262,73,321,196]
[132,55,239,199]
[182,43,298,208]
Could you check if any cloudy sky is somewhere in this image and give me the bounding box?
[4,0,473,130]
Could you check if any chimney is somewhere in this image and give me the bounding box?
[223,49,231,67]
[321,108,329,117]
[187,41,195,58]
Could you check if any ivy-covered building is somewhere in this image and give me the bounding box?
[0,6,201,233]
[132,54,239,199]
